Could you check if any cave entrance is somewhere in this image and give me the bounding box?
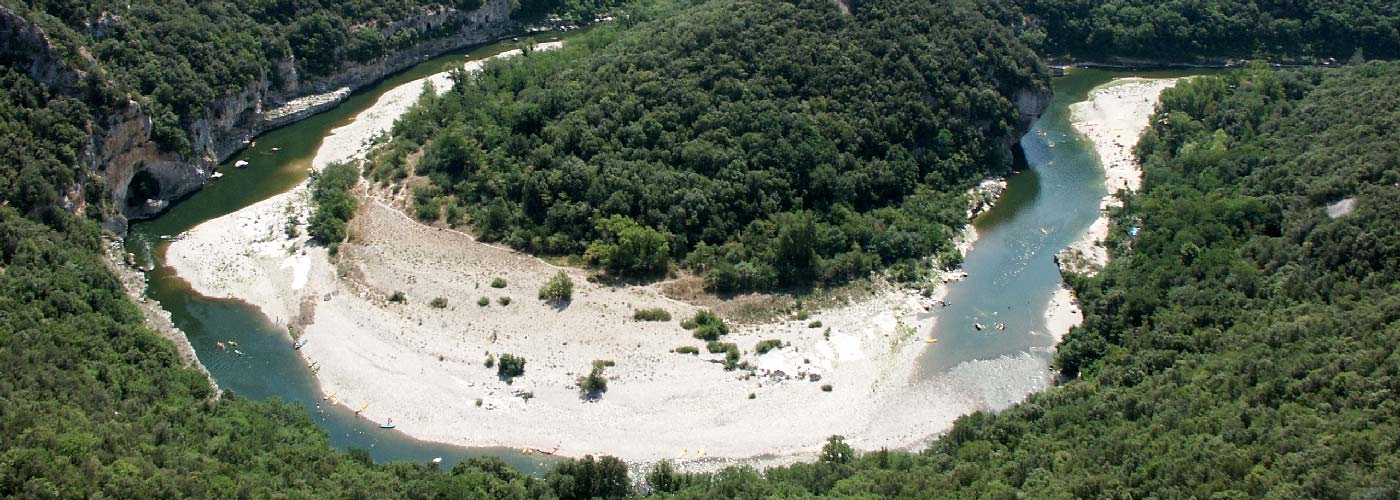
[126,170,162,208]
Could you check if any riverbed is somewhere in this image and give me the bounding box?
[126,55,1210,471]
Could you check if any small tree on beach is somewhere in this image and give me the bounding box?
[633,308,671,321]
[577,360,612,399]
[497,353,525,381]
[683,310,729,341]
[539,271,574,302]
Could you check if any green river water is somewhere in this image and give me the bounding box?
[124,46,1210,471]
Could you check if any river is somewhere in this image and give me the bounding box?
[916,68,1211,387]
[125,49,1207,472]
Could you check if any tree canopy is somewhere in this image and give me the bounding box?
[374,0,1049,289]
[1018,0,1400,61]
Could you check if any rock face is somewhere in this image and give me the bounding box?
[990,84,1054,171]
[1014,86,1054,129]
[0,6,83,89]
[3,0,518,230]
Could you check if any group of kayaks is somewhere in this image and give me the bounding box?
[331,397,396,430]
[159,230,193,242]
[214,340,242,356]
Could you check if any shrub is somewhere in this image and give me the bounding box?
[497,296,512,306]
[633,308,671,322]
[821,384,833,392]
[538,270,574,302]
[583,215,670,276]
[647,460,681,494]
[388,291,406,303]
[936,247,964,269]
[578,360,610,398]
[808,320,823,328]
[693,322,727,341]
[684,310,729,341]
[681,310,719,329]
[484,354,495,368]
[284,218,300,239]
[490,277,507,288]
[412,186,441,221]
[497,353,525,380]
[477,296,490,306]
[700,341,742,371]
[755,339,783,355]
[674,346,699,355]
[308,162,360,245]
[430,297,448,308]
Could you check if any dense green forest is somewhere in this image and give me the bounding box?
[1018,0,1400,61]
[0,65,97,219]
[375,0,1048,290]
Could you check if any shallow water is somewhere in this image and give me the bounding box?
[126,56,1211,470]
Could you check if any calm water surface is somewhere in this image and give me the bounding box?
[918,68,1216,379]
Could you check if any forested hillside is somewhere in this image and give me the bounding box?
[1019,0,1400,61]
[4,0,620,156]
[377,0,1048,290]
[640,62,1400,498]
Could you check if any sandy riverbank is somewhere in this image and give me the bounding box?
[172,196,966,464]
[170,187,976,465]
[1056,77,1181,275]
[167,40,1003,466]
[1041,284,1081,345]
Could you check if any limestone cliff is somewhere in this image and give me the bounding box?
[3,0,519,231]
[102,0,518,228]
[0,6,83,89]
